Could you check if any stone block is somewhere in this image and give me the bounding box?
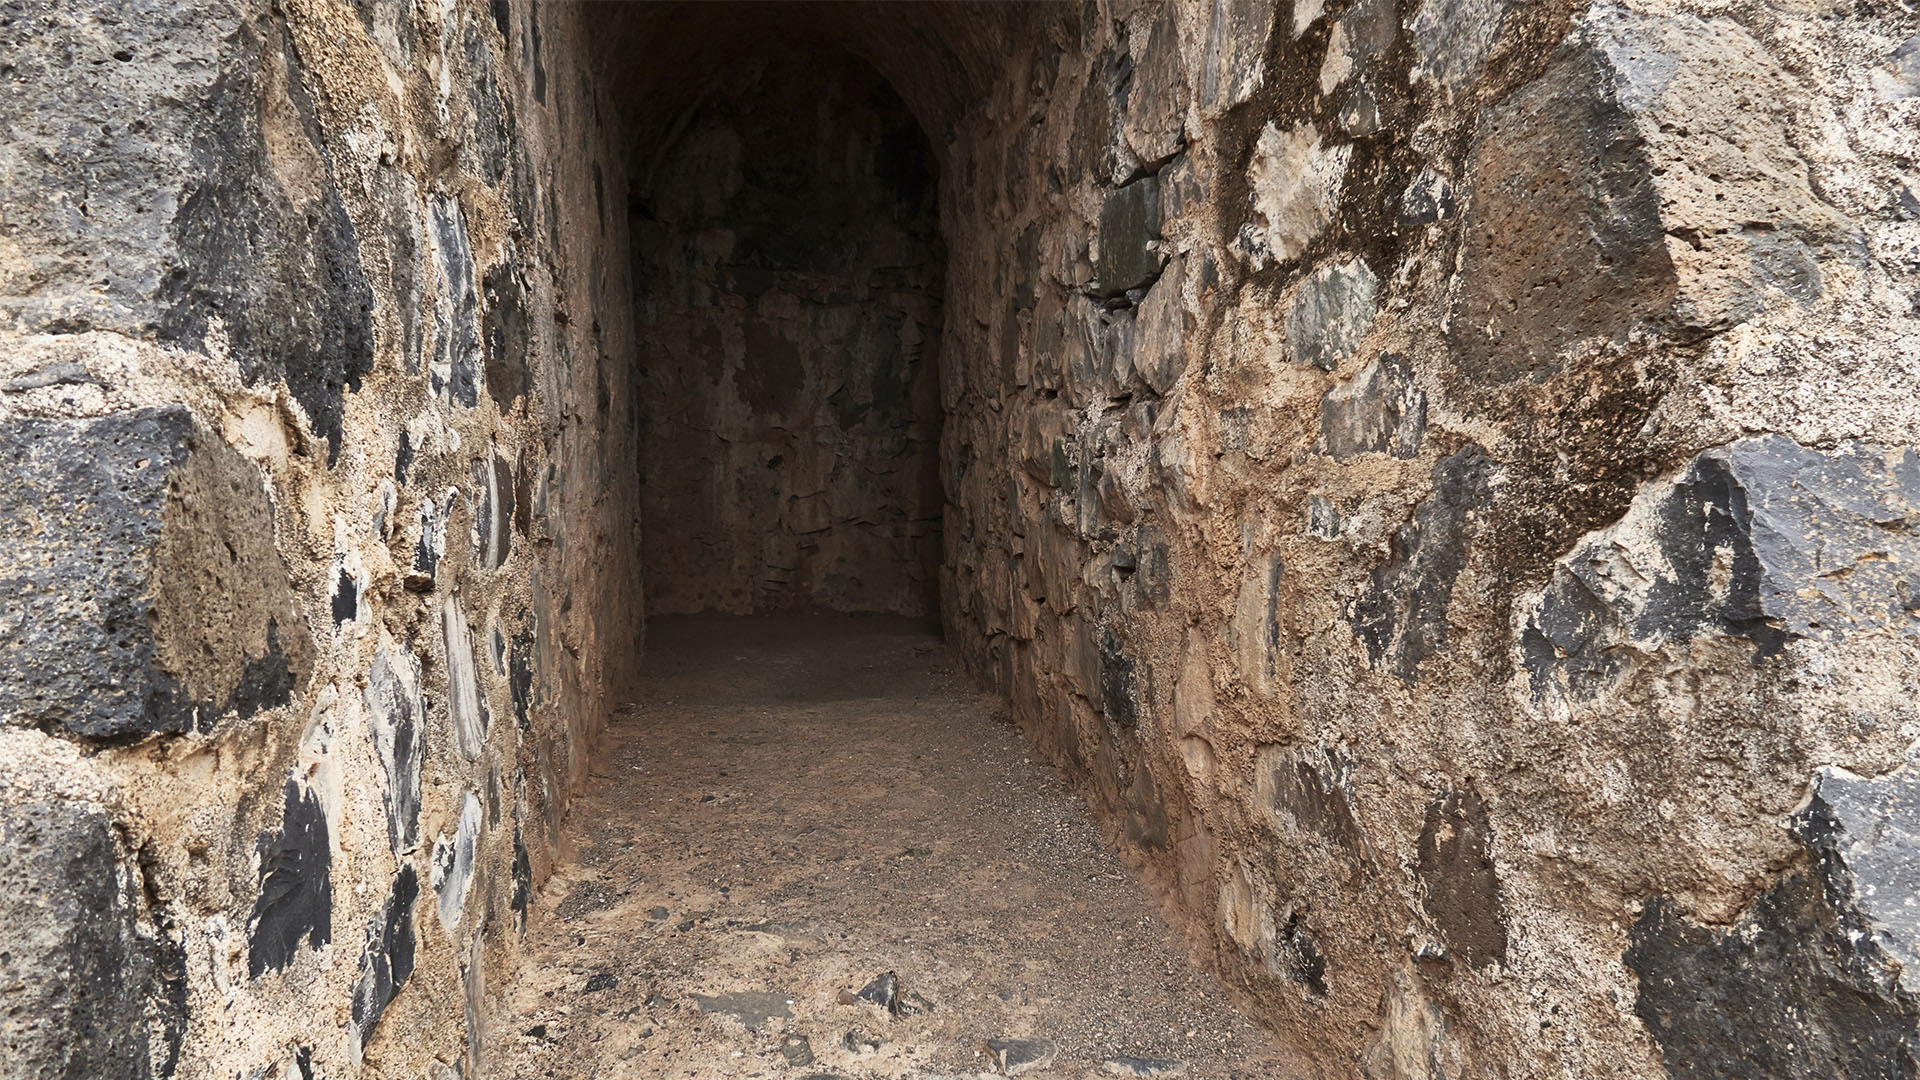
[1286,257,1378,371]
[1521,437,1920,702]
[1318,353,1425,460]
[1093,177,1163,299]
[247,774,333,978]
[0,406,313,740]
[0,797,183,1079]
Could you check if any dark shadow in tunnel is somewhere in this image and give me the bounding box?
[618,24,948,620]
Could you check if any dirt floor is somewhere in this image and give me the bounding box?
[489,616,1296,1079]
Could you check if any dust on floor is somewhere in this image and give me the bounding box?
[489,616,1299,1079]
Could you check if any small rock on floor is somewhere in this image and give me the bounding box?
[985,1037,1055,1075]
[781,1033,814,1066]
[690,990,793,1030]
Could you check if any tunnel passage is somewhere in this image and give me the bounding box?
[630,49,945,616]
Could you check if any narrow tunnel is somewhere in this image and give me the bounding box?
[627,38,946,618]
[3,1,1916,1078]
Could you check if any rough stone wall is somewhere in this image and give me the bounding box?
[0,1,641,1076]
[632,51,945,617]
[934,0,1920,1075]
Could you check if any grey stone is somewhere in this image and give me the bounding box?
[431,791,483,932]
[472,452,513,570]
[483,258,530,409]
[0,797,183,1080]
[1287,258,1378,371]
[365,643,426,855]
[1451,27,1671,384]
[1409,0,1511,92]
[429,193,483,408]
[2,361,94,392]
[1093,177,1163,299]
[407,498,446,592]
[1397,168,1456,225]
[347,866,418,1061]
[0,406,313,739]
[1197,0,1277,113]
[690,990,794,1030]
[1805,765,1920,994]
[1625,866,1918,1079]
[1318,353,1426,460]
[781,1034,814,1066]
[248,774,333,977]
[1521,437,1920,702]
[985,1037,1055,1075]
[443,596,490,761]
[1099,625,1139,728]
[1119,5,1184,167]
[1134,257,1186,395]
[1349,447,1495,682]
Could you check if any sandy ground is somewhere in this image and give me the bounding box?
[489,616,1297,1079]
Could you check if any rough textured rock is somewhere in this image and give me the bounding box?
[0,798,180,1080]
[0,406,312,739]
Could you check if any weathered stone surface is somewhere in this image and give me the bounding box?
[1317,353,1424,459]
[1196,0,1276,114]
[432,791,483,932]
[1409,0,1511,93]
[1809,765,1920,994]
[1451,27,1671,384]
[0,798,181,1080]
[1349,448,1494,682]
[248,775,333,978]
[443,596,490,761]
[1286,258,1377,371]
[1626,869,1919,1079]
[1521,437,1920,702]
[472,452,513,570]
[1118,5,1183,167]
[1240,123,1349,270]
[1094,177,1163,299]
[365,643,425,855]
[346,866,417,1060]
[1415,787,1506,968]
[0,407,312,739]
[429,193,483,408]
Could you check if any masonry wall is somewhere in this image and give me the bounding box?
[0,1,640,1075]
[3,0,1920,1077]
[932,0,1920,1075]
[632,50,945,617]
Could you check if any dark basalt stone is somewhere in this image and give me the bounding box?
[248,776,333,978]
[161,21,375,464]
[1349,447,1494,683]
[1415,787,1507,969]
[347,865,418,1057]
[1092,177,1163,299]
[0,406,313,739]
[1626,867,1919,1079]
[483,260,530,410]
[510,824,533,933]
[509,629,536,730]
[0,797,184,1080]
[1098,625,1139,728]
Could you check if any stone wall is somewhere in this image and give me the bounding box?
[3,0,1918,1077]
[929,0,1920,1074]
[631,50,945,616]
[0,0,641,1075]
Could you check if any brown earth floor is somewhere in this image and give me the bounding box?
[489,616,1295,1079]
